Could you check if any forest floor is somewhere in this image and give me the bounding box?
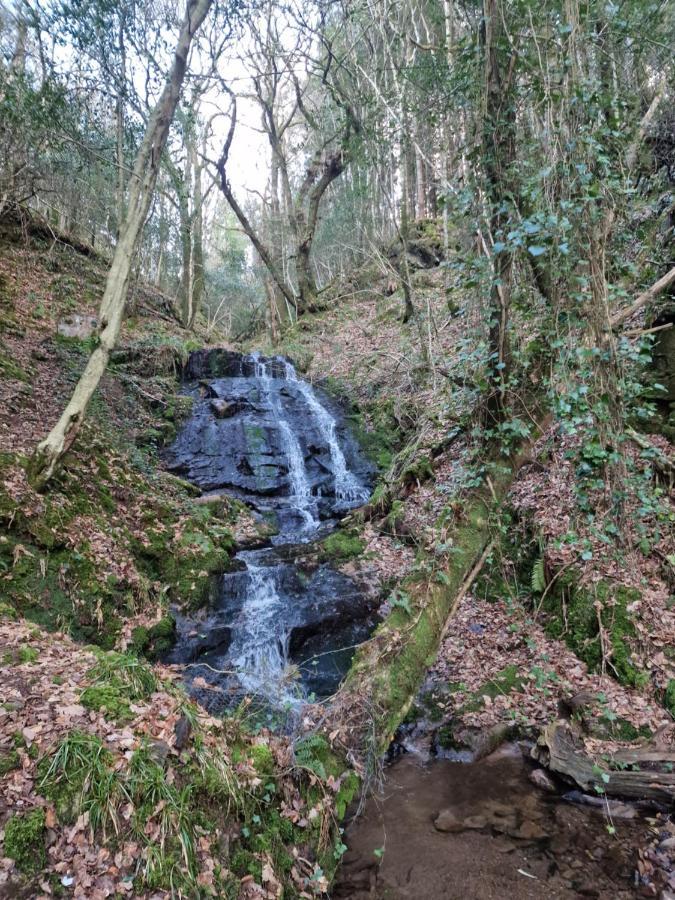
[0,216,674,898]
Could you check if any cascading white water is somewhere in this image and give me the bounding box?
[229,562,291,696]
[252,352,317,533]
[281,359,370,503]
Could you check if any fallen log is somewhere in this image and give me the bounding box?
[532,721,675,805]
[329,420,549,758]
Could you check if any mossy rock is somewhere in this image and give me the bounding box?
[346,402,403,472]
[136,511,234,610]
[136,615,177,660]
[318,529,365,562]
[2,808,46,874]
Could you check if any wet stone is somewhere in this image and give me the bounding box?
[164,351,377,709]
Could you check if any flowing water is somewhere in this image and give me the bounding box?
[166,350,376,709]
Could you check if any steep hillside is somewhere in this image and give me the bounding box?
[0,220,357,898]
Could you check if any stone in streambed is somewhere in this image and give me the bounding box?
[433,810,465,833]
[461,814,489,830]
[529,766,557,793]
[512,819,549,841]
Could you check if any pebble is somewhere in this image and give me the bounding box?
[529,767,557,794]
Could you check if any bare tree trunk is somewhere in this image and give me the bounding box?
[190,136,205,329]
[10,13,27,75]
[28,0,214,489]
[268,153,290,330]
[115,17,127,237]
[178,172,193,327]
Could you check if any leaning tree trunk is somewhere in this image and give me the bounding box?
[28,0,214,489]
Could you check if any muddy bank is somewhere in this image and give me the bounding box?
[333,744,655,899]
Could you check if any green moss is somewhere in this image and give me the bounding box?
[18,645,39,664]
[318,529,365,562]
[436,725,469,751]
[2,808,46,874]
[0,535,123,649]
[230,848,263,882]
[250,744,274,777]
[0,345,31,382]
[146,616,177,658]
[611,718,652,742]
[451,665,525,715]
[346,404,402,471]
[80,652,156,721]
[385,500,405,533]
[131,626,150,653]
[543,579,645,687]
[665,680,675,717]
[0,602,17,620]
[402,455,434,486]
[136,511,234,611]
[129,616,177,660]
[81,684,133,722]
[0,749,20,775]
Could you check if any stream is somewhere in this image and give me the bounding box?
[165,349,377,709]
[333,744,652,899]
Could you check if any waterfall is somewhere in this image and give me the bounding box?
[167,349,374,708]
[252,352,317,533]
[229,561,292,698]
[280,359,370,503]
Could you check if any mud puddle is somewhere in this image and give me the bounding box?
[333,743,648,899]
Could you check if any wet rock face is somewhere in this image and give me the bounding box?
[165,350,377,709]
[165,352,374,517]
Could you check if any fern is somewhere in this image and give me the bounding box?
[531,556,546,594]
[294,735,329,780]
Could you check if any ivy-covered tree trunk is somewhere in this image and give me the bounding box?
[482,0,516,424]
[28,0,214,489]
